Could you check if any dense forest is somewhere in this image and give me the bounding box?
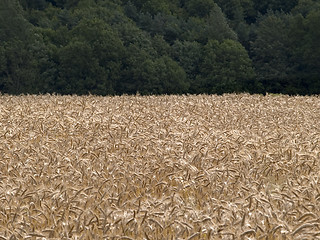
[0,0,320,95]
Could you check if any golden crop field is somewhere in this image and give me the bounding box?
[0,94,320,239]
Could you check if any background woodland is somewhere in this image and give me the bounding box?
[1,0,320,95]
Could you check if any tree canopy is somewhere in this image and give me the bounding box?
[0,0,319,95]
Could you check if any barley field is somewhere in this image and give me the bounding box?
[0,94,320,239]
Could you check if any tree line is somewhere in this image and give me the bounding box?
[1,0,319,95]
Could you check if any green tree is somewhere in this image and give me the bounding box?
[151,34,171,56]
[45,0,80,9]
[183,5,237,43]
[123,1,139,20]
[289,9,320,93]
[214,0,255,50]
[57,40,101,94]
[198,39,255,94]
[150,14,184,43]
[302,10,320,75]
[0,0,32,41]
[171,40,202,91]
[119,44,150,94]
[0,40,39,94]
[215,0,258,24]
[19,0,47,10]
[215,0,244,22]
[0,45,7,91]
[241,0,257,23]
[116,23,158,94]
[141,0,170,15]
[251,12,293,92]
[0,0,43,94]
[151,56,188,94]
[204,5,238,42]
[124,0,181,16]
[185,0,216,17]
[55,17,125,94]
[118,34,188,95]
[253,0,298,14]
[31,35,59,94]
[291,0,320,16]
[3,0,315,95]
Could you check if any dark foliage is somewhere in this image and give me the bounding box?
[0,0,319,95]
